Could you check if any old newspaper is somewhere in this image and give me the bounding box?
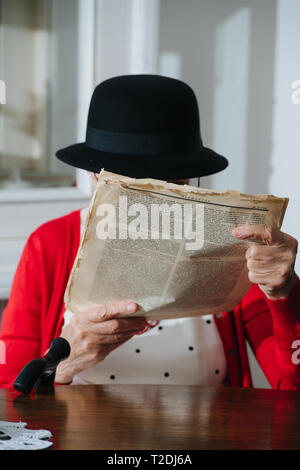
[64,170,288,320]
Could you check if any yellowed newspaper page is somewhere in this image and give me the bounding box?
[64,170,288,320]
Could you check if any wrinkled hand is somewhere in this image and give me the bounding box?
[232,224,298,300]
[55,302,149,384]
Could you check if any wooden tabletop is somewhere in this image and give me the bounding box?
[1,384,300,450]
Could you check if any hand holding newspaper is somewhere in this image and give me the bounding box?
[64,170,288,320]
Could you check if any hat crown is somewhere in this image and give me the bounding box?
[56,74,228,180]
[87,74,200,134]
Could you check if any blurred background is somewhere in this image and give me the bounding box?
[0,0,300,387]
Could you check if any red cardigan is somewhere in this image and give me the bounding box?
[1,210,300,390]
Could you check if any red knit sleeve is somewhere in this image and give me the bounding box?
[0,234,42,388]
[241,281,300,390]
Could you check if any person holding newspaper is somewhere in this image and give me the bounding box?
[0,75,299,389]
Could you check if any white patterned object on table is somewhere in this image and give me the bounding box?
[0,421,53,450]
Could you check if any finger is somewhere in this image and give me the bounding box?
[97,331,139,345]
[246,244,277,260]
[107,334,137,354]
[246,244,296,268]
[232,224,282,245]
[86,302,139,323]
[247,270,290,291]
[247,271,269,286]
[246,258,276,272]
[94,317,149,335]
[75,332,136,358]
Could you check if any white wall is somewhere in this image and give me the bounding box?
[159,0,274,191]
[0,0,94,300]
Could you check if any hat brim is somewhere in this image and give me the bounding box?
[56,143,228,179]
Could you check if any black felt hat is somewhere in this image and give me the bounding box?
[56,74,228,179]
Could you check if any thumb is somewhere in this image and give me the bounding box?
[232,224,281,245]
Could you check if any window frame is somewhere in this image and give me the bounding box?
[0,0,95,298]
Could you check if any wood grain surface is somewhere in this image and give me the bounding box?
[1,385,300,450]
